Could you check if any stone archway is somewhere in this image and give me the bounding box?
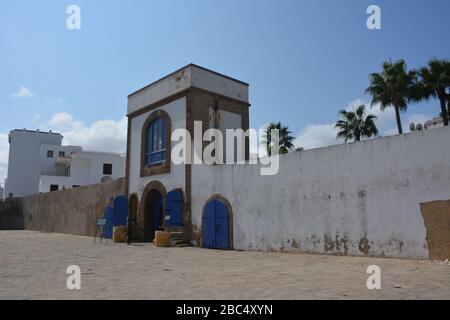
[137,181,167,242]
[201,194,234,250]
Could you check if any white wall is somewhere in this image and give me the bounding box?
[39,152,125,193]
[191,126,450,259]
[69,157,91,186]
[39,175,74,192]
[219,110,242,163]
[128,97,186,199]
[39,145,82,176]
[191,66,248,103]
[4,130,63,197]
[72,152,125,185]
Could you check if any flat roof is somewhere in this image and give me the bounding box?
[11,129,62,136]
[128,63,249,98]
[71,150,125,157]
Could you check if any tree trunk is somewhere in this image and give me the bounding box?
[394,105,403,134]
[439,94,449,126]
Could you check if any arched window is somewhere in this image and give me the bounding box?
[145,117,166,165]
[141,109,171,177]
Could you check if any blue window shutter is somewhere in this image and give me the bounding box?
[161,119,166,160]
[145,117,167,165]
[146,122,154,164]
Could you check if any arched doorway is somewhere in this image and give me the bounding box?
[143,189,164,242]
[138,181,167,242]
[202,196,233,250]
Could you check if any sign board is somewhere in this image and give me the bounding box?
[96,218,107,227]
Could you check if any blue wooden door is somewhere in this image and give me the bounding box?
[113,195,128,226]
[166,190,183,227]
[203,200,216,248]
[203,199,230,250]
[214,200,229,249]
[103,205,114,239]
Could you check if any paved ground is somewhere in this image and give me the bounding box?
[0,231,449,300]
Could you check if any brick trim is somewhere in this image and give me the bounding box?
[125,117,131,196]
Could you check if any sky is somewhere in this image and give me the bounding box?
[1,0,450,187]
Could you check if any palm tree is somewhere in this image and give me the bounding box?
[413,59,450,126]
[335,105,379,142]
[366,59,417,134]
[261,122,295,156]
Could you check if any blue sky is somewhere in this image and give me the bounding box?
[1,0,449,186]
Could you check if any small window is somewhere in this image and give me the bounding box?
[50,184,58,192]
[72,185,80,188]
[47,150,54,158]
[8,193,13,198]
[103,163,112,175]
[59,151,65,157]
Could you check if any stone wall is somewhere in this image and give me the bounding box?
[0,198,23,230]
[0,178,124,237]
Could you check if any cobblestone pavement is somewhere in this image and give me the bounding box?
[0,231,449,300]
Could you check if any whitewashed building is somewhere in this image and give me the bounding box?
[4,129,125,197]
[125,64,450,259]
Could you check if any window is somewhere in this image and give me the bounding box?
[145,117,166,165]
[47,150,54,158]
[72,185,80,188]
[59,151,65,157]
[103,163,112,175]
[50,184,58,192]
[140,110,171,177]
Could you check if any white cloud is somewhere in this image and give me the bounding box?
[46,113,127,154]
[0,133,9,188]
[49,112,75,128]
[294,99,432,150]
[12,86,35,98]
[295,123,340,150]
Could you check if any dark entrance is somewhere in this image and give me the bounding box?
[143,189,164,242]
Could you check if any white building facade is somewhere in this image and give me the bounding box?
[125,64,450,259]
[126,64,249,243]
[4,129,125,197]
